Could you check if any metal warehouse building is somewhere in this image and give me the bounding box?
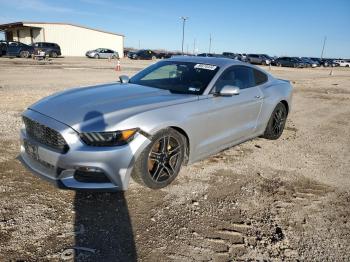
[0,22,124,57]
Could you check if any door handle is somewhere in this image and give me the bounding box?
[254,95,261,99]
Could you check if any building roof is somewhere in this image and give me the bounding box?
[0,22,124,37]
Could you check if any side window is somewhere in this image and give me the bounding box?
[253,69,268,85]
[215,66,255,91]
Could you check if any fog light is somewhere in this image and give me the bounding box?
[74,166,110,183]
[75,166,104,173]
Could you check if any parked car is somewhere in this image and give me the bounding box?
[261,54,275,64]
[300,57,318,68]
[32,42,61,57]
[197,53,215,57]
[0,40,34,58]
[20,56,292,190]
[197,53,225,58]
[333,60,350,67]
[274,57,305,68]
[222,52,239,59]
[322,59,339,67]
[128,49,157,60]
[235,53,249,62]
[247,54,271,65]
[156,52,172,59]
[0,41,6,56]
[309,57,322,66]
[85,48,119,59]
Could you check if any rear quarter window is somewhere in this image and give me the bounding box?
[254,69,268,85]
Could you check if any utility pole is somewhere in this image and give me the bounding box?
[320,36,327,59]
[180,16,188,55]
[193,38,196,55]
[209,34,212,54]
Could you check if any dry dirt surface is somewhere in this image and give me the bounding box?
[0,57,349,261]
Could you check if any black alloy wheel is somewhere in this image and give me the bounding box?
[263,102,288,140]
[132,128,186,189]
[148,135,182,182]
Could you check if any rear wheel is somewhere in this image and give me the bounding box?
[151,55,156,60]
[263,102,287,140]
[132,128,186,189]
[50,51,58,58]
[20,51,29,58]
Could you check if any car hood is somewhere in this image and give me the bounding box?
[29,83,198,132]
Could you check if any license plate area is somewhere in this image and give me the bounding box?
[24,140,39,160]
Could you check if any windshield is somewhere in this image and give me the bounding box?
[129,61,220,95]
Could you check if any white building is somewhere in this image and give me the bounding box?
[0,22,124,57]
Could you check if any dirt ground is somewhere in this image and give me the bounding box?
[0,57,349,261]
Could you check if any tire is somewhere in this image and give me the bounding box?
[94,54,99,59]
[263,102,288,140]
[111,55,117,59]
[50,51,58,58]
[346,65,349,67]
[19,51,29,58]
[132,128,186,189]
[151,55,156,60]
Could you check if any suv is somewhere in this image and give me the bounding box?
[32,42,61,57]
[333,59,350,67]
[0,41,34,58]
[222,52,238,59]
[128,49,157,60]
[274,57,305,68]
[247,54,271,65]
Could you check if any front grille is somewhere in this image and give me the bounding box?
[23,116,69,153]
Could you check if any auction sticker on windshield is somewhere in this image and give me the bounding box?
[194,64,217,70]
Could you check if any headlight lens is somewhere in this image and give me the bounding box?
[80,128,138,146]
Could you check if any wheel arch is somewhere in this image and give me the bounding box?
[280,100,289,115]
[169,126,190,165]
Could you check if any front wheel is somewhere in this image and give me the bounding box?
[263,102,287,140]
[132,128,186,189]
[20,51,29,58]
[94,54,99,59]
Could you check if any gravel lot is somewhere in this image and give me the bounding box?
[0,57,349,261]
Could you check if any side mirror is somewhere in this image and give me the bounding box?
[219,85,240,96]
[119,75,129,84]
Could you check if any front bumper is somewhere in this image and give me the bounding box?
[20,110,151,191]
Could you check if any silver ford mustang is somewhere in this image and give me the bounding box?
[20,56,292,191]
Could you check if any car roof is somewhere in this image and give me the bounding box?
[167,56,245,67]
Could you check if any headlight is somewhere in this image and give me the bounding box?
[79,128,138,146]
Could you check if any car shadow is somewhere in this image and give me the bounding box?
[72,111,137,261]
[74,191,137,261]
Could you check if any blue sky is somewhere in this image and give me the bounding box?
[0,0,349,57]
